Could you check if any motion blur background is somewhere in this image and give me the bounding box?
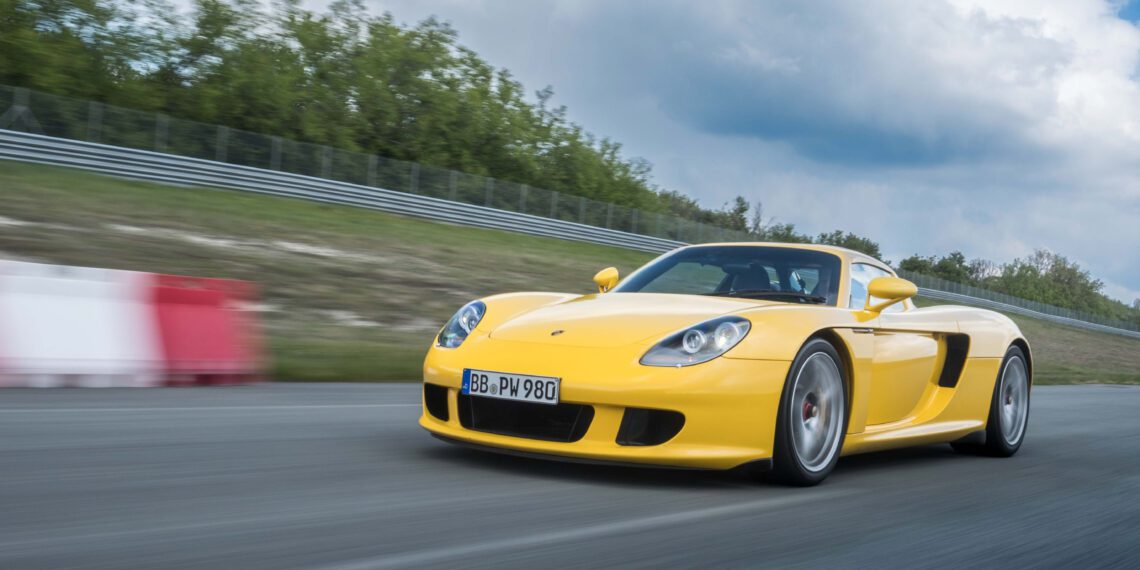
[1,1,1138,567]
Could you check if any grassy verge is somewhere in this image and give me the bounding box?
[2,161,1136,383]
[270,338,425,382]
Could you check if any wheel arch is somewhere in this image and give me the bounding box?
[808,329,854,390]
[1010,337,1033,386]
[805,328,857,420]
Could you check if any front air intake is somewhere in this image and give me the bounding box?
[457,394,594,442]
[423,383,450,421]
[616,408,685,446]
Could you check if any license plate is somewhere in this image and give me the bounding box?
[462,369,560,405]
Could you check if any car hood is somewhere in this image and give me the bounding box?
[487,292,775,348]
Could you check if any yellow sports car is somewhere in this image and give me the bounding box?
[420,243,1031,485]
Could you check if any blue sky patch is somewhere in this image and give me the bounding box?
[1119,0,1140,22]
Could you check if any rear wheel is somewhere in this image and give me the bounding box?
[951,345,1030,457]
[769,338,848,486]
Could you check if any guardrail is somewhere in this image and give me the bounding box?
[0,130,685,253]
[1,128,1137,340]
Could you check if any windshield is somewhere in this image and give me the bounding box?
[614,245,842,305]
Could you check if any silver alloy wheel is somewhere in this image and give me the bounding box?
[999,355,1029,446]
[790,352,845,473]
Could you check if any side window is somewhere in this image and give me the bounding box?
[849,263,905,312]
[849,264,873,310]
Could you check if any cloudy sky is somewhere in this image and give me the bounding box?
[184,0,1140,301]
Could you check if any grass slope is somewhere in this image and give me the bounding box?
[0,162,654,380]
[1,161,1136,383]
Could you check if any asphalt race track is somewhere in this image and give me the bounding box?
[2,384,1137,569]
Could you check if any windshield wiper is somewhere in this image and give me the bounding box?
[701,289,828,304]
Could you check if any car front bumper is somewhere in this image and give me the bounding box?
[419,336,791,470]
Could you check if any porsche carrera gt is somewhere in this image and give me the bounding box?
[420,243,1031,485]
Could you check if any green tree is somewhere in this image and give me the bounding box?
[815,230,882,259]
[761,223,813,244]
[990,250,1108,313]
[898,251,973,283]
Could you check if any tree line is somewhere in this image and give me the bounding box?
[1,0,1135,321]
[899,250,1140,325]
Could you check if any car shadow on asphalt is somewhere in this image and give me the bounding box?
[834,445,965,476]
[417,442,969,489]
[416,445,762,489]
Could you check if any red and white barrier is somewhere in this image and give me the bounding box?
[151,274,263,386]
[0,261,264,388]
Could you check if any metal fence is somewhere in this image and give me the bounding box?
[0,85,750,245]
[1,85,1137,339]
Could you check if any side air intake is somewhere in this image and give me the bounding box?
[937,334,971,388]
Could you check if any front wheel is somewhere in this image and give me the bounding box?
[951,345,1030,457]
[769,338,848,486]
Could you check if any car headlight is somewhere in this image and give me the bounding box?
[436,300,486,348]
[640,316,751,367]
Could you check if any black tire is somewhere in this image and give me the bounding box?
[768,338,849,486]
[951,345,1030,457]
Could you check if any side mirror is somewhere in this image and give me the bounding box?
[593,267,619,293]
[865,276,917,313]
